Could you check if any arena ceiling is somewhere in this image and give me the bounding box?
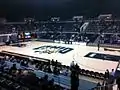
[0,0,120,21]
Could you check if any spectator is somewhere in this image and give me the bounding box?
[105,82,109,90]
[109,69,115,84]
[70,61,75,68]
[110,69,115,77]
[15,69,22,80]
[12,58,17,63]
[21,71,39,86]
[75,63,80,78]
[50,62,53,72]
[10,56,14,62]
[15,69,22,76]
[48,78,54,90]
[5,56,9,61]
[96,82,101,90]
[22,70,29,76]
[101,81,106,90]
[16,59,20,63]
[20,60,25,66]
[116,77,120,90]
[74,74,79,90]
[55,60,58,67]
[47,65,52,73]
[9,63,17,73]
[0,59,6,67]
[41,75,49,90]
[53,66,59,75]
[35,63,39,69]
[75,63,79,71]
[24,60,28,67]
[51,59,54,65]
[61,67,69,76]
[38,65,42,70]
[104,69,110,81]
[70,62,79,90]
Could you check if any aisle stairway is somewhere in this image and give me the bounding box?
[80,22,89,33]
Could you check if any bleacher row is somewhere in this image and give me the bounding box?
[0,71,29,90]
[85,20,120,34]
[0,53,67,90]
[0,70,66,90]
[2,19,120,47]
[0,50,105,79]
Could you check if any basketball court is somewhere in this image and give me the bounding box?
[0,41,119,74]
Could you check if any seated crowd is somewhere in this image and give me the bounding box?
[0,55,68,90]
[0,52,120,90]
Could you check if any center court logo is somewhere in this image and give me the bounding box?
[33,45,73,54]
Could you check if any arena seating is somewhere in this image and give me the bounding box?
[0,50,105,80]
[2,50,114,90]
[0,52,105,90]
[0,56,67,90]
[1,17,120,47]
[1,17,120,90]
[85,21,100,34]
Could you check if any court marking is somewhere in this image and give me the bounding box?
[0,41,119,74]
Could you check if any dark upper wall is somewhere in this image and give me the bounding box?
[0,0,120,21]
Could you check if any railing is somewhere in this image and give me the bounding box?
[0,50,50,62]
[88,43,120,48]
